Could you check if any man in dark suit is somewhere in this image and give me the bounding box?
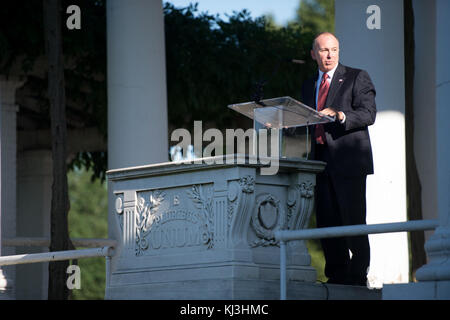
[301,32,376,286]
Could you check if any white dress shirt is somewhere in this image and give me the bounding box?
[315,64,346,123]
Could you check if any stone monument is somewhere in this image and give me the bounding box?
[106,156,325,299]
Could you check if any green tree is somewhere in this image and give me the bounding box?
[4,2,321,181]
[164,3,317,135]
[3,2,326,180]
[68,168,108,299]
[296,0,335,34]
[1,1,108,181]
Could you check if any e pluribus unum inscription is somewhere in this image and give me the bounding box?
[141,210,210,252]
[133,185,214,256]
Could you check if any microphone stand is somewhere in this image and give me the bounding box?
[249,58,307,160]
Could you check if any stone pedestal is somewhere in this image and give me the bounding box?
[106,156,325,299]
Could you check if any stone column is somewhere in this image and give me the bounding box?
[412,0,438,240]
[414,0,450,290]
[106,1,169,298]
[335,0,409,287]
[0,77,23,298]
[383,0,450,299]
[0,80,4,295]
[107,0,168,170]
[15,150,52,299]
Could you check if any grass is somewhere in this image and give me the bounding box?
[307,239,327,283]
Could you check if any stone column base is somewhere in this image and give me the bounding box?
[0,269,13,300]
[383,281,450,300]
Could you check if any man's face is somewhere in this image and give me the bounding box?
[311,34,339,73]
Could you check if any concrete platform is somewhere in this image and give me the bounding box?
[107,279,382,300]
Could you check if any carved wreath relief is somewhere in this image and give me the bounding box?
[251,193,286,247]
[250,180,314,247]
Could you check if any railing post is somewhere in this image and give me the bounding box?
[105,255,111,299]
[275,220,438,299]
[280,240,287,300]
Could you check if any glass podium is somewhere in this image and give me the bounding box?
[228,96,335,159]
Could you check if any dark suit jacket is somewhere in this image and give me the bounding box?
[301,63,377,177]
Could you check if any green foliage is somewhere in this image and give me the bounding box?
[0,1,108,181]
[164,3,318,134]
[69,151,108,183]
[68,167,107,299]
[0,1,107,126]
[296,0,335,35]
[307,214,327,282]
[2,2,332,181]
[308,240,327,282]
[0,2,44,74]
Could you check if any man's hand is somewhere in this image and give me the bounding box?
[320,108,345,122]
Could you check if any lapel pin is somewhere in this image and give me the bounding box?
[339,79,344,82]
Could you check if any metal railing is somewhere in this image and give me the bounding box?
[1,220,440,300]
[0,246,114,267]
[0,238,117,297]
[2,237,117,248]
[274,219,439,300]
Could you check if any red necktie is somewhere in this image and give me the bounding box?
[316,73,330,144]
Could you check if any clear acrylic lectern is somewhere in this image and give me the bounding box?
[228,96,335,159]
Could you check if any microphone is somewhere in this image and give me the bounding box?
[251,79,266,106]
[250,58,305,104]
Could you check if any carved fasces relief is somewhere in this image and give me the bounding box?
[227,175,256,247]
[115,193,124,232]
[227,181,240,228]
[226,175,255,226]
[287,181,314,231]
